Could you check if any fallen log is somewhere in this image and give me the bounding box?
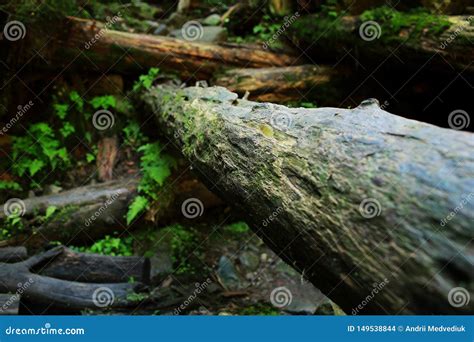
[38,246,150,284]
[213,65,341,103]
[0,293,20,315]
[0,247,141,310]
[289,13,474,73]
[22,17,297,79]
[139,84,474,314]
[0,178,139,249]
[0,172,222,249]
[0,247,27,263]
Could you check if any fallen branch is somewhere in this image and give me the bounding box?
[0,246,142,310]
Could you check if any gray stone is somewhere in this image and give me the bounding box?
[150,251,174,281]
[202,14,221,26]
[239,251,260,271]
[217,256,241,290]
[153,24,168,36]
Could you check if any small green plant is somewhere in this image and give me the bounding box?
[126,142,176,224]
[0,180,22,191]
[133,68,159,92]
[122,120,148,147]
[168,224,198,275]
[72,235,134,256]
[12,123,70,179]
[224,221,250,235]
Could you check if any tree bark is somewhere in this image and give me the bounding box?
[38,246,150,284]
[289,14,474,73]
[0,247,142,310]
[139,84,474,314]
[23,17,297,79]
[214,65,340,103]
[0,247,28,263]
[0,172,222,249]
[0,293,20,315]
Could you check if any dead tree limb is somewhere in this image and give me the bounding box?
[0,246,141,310]
[23,17,297,79]
[0,247,27,263]
[38,246,150,284]
[138,84,474,314]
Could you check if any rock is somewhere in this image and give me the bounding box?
[239,251,260,271]
[153,24,168,36]
[43,184,62,195]
[260,253,268,263]
[169,26,228,43]
[217,256,241,290]
[202,14,221,26]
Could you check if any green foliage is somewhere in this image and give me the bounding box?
[360,6,451,37]
[126,195,149,225]
[90,95,116,110]
[72,235,134,256]
[224,221,250,235]
[0,180,22,191]
[1,215,23,240]
[123,120,148,147]
[133,68,160,92]
[126,142,176,224]
[168,224,198,274]
[12,123,69,178]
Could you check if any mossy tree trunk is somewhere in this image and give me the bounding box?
[139,84,474,314]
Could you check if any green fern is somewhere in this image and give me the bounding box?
[132,68,159,92]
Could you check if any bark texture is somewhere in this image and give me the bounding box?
[214,65,339,103]
[25,17,297,79]
[139,84,474,314]
[38,247,150,284]
[0,247,142,310]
